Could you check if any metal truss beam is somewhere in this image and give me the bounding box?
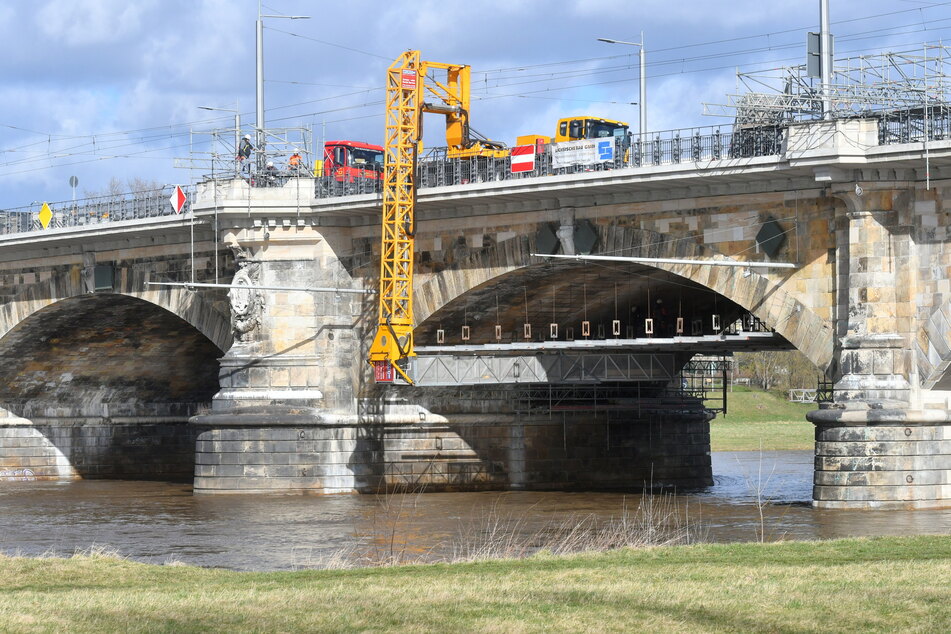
[408,353,677,386]
[415,332,787,357]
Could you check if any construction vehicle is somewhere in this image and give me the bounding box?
[423,62,507,161]
[516,116,631,171]
[313,140,385,182]
[517,116,631,146]
[555,116,630,143]
[368,50,505,384]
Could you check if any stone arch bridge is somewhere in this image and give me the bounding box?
[2,121,951,509]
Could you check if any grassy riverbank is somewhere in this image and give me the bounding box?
[1,537,949,632]
[710,387,815,451]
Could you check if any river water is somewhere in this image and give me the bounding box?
[0,451,948,571]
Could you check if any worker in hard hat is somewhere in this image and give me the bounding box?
[238,134,254,174]
[264,160,279,186]
[288,148,303,174]
[239,135,253,160]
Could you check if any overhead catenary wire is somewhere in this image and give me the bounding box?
[13,5,950,156]
[473,1,951,74]
[6,5,951,198]
[7,16,951,158]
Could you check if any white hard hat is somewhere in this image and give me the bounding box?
[293,148,299,153]
[244,134,251,140]
[266,161,274,167]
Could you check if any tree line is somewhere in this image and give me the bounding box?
[734,350,821,393]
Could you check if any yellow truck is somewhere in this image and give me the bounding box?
[517,115,630,146]
[516,116,632,170]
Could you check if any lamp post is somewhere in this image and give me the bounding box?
[597,33,647,139]
[256,2,310,171]
[198,103,241,175]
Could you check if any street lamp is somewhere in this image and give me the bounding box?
[198,103,241,173]
[597,33,647,139]
[256,2,310,169]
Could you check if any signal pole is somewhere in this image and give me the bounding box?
[820,0,833,119]
[255,1,310,171]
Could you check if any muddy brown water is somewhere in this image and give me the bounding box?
[0,451,948,571]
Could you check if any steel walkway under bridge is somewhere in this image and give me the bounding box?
[408,331,786,387]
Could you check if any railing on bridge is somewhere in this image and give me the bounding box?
[315,123,786,197]
[8,107,951,237]
[0,185,195,237]
[308,108,950,198]
[878,104,951,145]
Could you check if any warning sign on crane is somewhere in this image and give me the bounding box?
[510,145,535,173]
[400,70,417,90]
[373,360,395,383]
[169,185,187,214]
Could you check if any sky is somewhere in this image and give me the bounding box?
[2,0,950,209]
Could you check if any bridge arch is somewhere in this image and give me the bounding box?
[0,265,232,353]
[414,223,834,371]
[0,268,231,482]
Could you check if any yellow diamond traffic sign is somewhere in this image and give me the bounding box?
[38,202,52,229]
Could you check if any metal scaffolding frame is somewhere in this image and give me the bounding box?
[509,356,731,417]
[705,43,951,130]
[176,125,313,186]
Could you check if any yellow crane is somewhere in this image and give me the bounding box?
[367,50,503,384]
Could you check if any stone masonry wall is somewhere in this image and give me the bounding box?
[0,421,196,482]
[192,413,712,494]
[354,189,838,334]
[814,422,951,509]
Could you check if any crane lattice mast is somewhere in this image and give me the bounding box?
[368,51,422,384]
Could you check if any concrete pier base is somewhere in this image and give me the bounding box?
[191,403,714,494]
[809,408,951,509]
[0,419,196,482]
[192,416,360,495]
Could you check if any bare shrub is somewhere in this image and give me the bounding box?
[450,491,704,564]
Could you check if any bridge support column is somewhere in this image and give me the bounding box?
[384,387,714,492]
[809,409,951,509]
[810,193,951,509]
[191,225,366,494]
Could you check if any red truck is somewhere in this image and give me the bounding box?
[315,140,384,193]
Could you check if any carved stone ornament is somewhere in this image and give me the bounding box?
[228,248,263,342]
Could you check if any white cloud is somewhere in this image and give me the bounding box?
[0,0,942,206]
[36,0,155,46]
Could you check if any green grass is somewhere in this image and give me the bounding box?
[710,419,814,451]
[708,387,815,451]
[1,537,949,632]
[717,386,817,422]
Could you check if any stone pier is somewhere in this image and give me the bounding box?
[809,184,951,509]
